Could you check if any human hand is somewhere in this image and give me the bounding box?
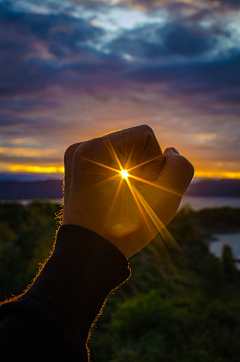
[62,125,194,259]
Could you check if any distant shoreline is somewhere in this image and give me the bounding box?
[1,196,240,210]
[0,198,63,205]
[180,196,240,210]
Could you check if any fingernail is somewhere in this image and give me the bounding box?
[164,147,180,155]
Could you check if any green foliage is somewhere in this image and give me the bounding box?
[89,205,240,362]
[193,207,240,233]
[90,286,240,362]
[167,205,203,247]
[221,244,237,282]
[0,222,16,245]
[0,201,60,299]
[0,202,240,361]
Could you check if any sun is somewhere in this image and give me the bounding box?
[120,169,129,179]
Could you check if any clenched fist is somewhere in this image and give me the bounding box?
[62,125,194,259]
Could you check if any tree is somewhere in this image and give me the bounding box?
[221,244,237,282]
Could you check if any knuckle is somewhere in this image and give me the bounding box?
[138,125,158,145]
[178,155,195,177]
[74,138,106,164]
[76,138,99,155]
[64,143,81,164]
[138,124,154,134]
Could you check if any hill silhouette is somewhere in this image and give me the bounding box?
[0,178,239,199]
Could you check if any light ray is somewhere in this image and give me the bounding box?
[152,234,183,288]
[66,140,183,266]
[103,177,125,229]
[78,155,120,174]
[129,182,182,252]
[65,139,184,278]
[110,177,124,208]
[128,174,184,198]
[125,138,137,170]
[106,137,124,171]
[128,183,183,284]
[126,177,153,235]
[128,154,162,172]
[132,183,164,231]
[79,173,120,192]
[74,140,182,252]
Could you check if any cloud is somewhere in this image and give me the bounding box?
[0,2,106,95]
[0,155,62,165]
[108,20,216,60]
[0,0,239,99]
[217,91,240,105]
[0,115,60,137]
[67,0,240,9]
[0,0,240,178]
[124,49,240,111]
[0,98,59,112]
[162,23,216,57]
[216,0,240,10]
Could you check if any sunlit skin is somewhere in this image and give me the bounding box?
[8,135,195,257]
[112,155,183,262]
[59,127,189,286]
[66,138,185,255]
[62,126,194,259]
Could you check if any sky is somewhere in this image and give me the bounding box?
[0,0,240,181]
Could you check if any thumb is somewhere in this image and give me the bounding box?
[156,147,194,195]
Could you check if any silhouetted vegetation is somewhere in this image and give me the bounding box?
[0,201,61,298]
[221,244,238,282]
[193,207,240,233]
[0,202,240,361]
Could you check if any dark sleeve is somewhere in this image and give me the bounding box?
[0,225,131,362]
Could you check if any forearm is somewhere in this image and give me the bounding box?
[0,225,130,361]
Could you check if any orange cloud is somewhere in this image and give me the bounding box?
[0,147,58,157]
[194,170,240,179]
[7,164,240,180]
[9,165,64,174]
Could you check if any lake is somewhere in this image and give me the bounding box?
[180,196,240,210]
[179,197,240,266]
[209,233,240,269]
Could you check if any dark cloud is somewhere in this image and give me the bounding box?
[0,2,106,95]
[0,0,238,101]
[110,21,216,59]
[0,156,62,164]
[216,0,240,9]
[0,2,103,44]
[0,115,59,136]
[109,36,166,59]
[126,50,240,95]
[0,98,59,112]
[217,91,240,105]
[0,59,53,95]
[0,0,239,130]
[99,0,240,11]
[0,0,238,180]
[0,117,30,127]
[136,0,240,10]
[162,23,216,57]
